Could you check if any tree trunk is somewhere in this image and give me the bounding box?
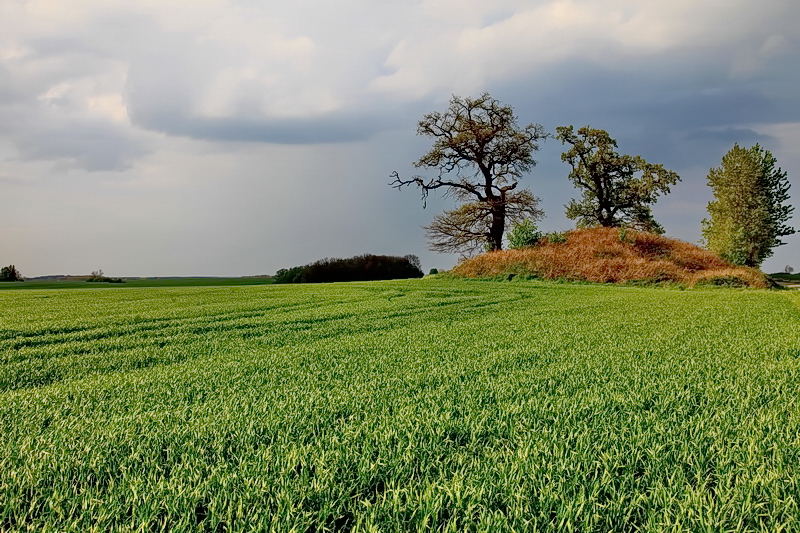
[488,199,505,251]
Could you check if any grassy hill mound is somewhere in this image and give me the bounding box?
[452,227,769,288]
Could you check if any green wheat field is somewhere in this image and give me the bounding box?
[2,279,800,532]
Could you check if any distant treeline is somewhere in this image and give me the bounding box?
[275,254,423,284]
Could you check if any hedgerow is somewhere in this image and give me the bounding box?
[274,254,423,284]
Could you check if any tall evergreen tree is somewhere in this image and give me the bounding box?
[754,145,795,248]
[702,144,795,267]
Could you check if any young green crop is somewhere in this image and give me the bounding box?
[1,280,800,531]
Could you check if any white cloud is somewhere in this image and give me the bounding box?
[0,41,31,61]
[86,93,129,123]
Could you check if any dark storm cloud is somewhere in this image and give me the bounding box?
[13,120,148,171]
[621,86,788,168]
[127,104,395,145]
[150,114,384,144]
[634,88,794,131]
[497,53,799,171]
[684,127,774,146]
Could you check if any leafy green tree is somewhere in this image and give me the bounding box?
[556,126,680,233]
[392,93,548,252]
[701,143,795,267]
[506,219,542,249]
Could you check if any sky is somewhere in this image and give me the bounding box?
[2,0,799,277]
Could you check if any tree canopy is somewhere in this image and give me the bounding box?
[391,93,548,253]
[701,143,795,267]
[556,126,680,233]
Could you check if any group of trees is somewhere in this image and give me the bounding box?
[86,270,125,283]
[275,254,423,284]
[392,93,794,267]
[0,265,22,282]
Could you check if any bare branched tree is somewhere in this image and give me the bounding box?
[391,93,548,252]
[425,190,544,256]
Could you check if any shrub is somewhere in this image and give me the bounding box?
[546,231,568,244]
[429,268,439,275]
[693,275,750,288]
[507,220,542,249]
[691,268,766,288]
[274,254,424,284]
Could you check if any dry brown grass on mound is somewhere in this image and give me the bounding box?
[452,227,769,288]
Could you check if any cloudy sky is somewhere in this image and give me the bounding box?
[2,0,799,277]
